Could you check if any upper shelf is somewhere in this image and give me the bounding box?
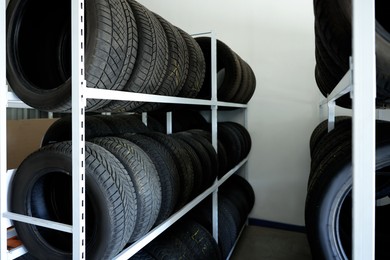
[7,89,248,110]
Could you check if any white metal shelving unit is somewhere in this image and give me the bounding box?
[320,0,376,259]
[0,0,250,259]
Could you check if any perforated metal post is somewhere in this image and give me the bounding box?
[71,0,86,259]
[352,0,376,259]
[210,30,219,243]
[0,0,8,258]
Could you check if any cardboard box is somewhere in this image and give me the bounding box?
[7,118,58,169]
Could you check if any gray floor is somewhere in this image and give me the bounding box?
[230,225,312,260]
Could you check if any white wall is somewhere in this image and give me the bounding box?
[138,0,322,226]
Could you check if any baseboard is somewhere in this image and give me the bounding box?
[248,218,306,233]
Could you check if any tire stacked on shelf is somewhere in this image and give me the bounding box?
[305,117,390,259]
[187,174,255,259]
[11,141,139,259]
[194,37,256,104]
[11,111,252,258]
[41,111,251,182]
[6,0,206,113]
[146,109,252,176]
[217,122,251,175]
[131,219,221,260]
[313,0,390,108]
[119,133,180,225]
[6,0,138,112]
[89,136,162,242]
[40,111,250,198]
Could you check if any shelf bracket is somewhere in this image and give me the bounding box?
[320,68,353,131]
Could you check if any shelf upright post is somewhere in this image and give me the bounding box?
[0,0,7,258]
[352,0,376,259]
[71,0,87,259]
[166,112,172,134]
[210,30,219,243]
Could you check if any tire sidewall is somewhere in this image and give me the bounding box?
[11,148,114,259]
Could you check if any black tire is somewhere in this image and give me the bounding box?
[174,219,222,260]
[188,131,219,183]
[177,131,217,189]
[220,186,250,226]
[121,133,180,225]
[314,24,345,86]
[221,122,252,160]
[93,114,149,135]
[144,223,193,260]
[313,0,350,70]
[314,26,352,108]
[141,132,194,210]
[187,128,229,177]
[305,138,353,260]
[103,0,169,112]
[112,113,151,132]
[90,136,162,242]
[218,123,243,171]
[309,119,390,188]
[306,120,390,259]
[130,249,156,260]
[176,28,206,98]
[309,116,351,156]
[188,197,239,259]
[173,135,204,198]
[310,117,352,156]
[224,174,255,213]
[217,200,240,259]
[195,37,242,102]
[10,141,137,259]
[6,0,136,112]
[314,0,390,107]
[41,115,113,146]
[231,56,251,104]
[240,61,257,104]
[135,13,189,113]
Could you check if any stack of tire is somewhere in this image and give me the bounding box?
[146,109,252,176]
[187,174,255,259]
[313,0,390,108]
[305,116,390,259]
[11,112,243,259]
[6,0,206,113]
[131,219,221,260]
[130,174,255,260]
[7,0,256,114]
[195,37,257,104]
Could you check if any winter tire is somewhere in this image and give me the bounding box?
[10,141,137,259]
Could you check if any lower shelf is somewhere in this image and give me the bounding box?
[5,157,249,259]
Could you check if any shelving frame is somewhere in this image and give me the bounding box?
[0,0,250,258]
[70,0,87,258]
[320,0,376,259]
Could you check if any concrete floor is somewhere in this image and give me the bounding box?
[230,225,312,260]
